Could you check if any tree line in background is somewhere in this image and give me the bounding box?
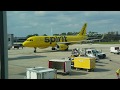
[86,31,120,42]
[16,31,120,42]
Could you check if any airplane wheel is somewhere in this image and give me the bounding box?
[34,49,36,53]
[52,48,56,50]
[65,48,68,51]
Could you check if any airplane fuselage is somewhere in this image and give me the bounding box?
[23,35,87,48]
[22,23,88,52]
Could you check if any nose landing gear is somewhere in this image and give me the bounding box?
[34,47,36,53]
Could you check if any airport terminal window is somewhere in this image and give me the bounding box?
[8,38,10,41]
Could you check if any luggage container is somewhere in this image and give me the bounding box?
[73,57,95,72]
[48,59,71,75]
[26,67,57,79]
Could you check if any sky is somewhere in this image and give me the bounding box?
[7,11,120,37]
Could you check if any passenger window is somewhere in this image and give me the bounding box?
[8,38,10,41]
[30,39,33,41]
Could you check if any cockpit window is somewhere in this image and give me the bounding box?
[30,39,33,41]
[27,39,33,41]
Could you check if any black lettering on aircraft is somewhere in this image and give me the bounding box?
[50,37,55,42]
[50,37,55,44]
[45,37,50,43]
[44,36,67,44]
[56,37,60,42]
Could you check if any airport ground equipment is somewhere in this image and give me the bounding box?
[71,48,80,57]
[69,48,106,63]
[48,59,71,75]
[79,48,106,60]
[26,67,57,79]
[73,57,96,72]
[110,46,120,54]
[12,44,23,49]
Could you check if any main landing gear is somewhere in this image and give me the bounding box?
[34,47,36,53]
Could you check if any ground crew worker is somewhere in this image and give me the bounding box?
[73,48,79,57]
[116,68,120,79]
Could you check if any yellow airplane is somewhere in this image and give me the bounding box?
[22,23,88,53]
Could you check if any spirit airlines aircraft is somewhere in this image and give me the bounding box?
[22,23,88,53]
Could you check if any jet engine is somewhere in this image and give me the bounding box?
[52,44,69,51]
[57,44,69,51]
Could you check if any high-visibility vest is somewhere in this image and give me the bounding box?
[116,69,120,74]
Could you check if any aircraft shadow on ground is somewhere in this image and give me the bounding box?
[51,71,88,76]
[36,49,72,53]
[8,55,47,61]
[96,64,106,66]
[96,61,109,64]
[18,72,26,76]
[69,71,88,76]
[19,71,88,76]
[35,50,57,53]
[94,68,110,72]
[18,71,88,78]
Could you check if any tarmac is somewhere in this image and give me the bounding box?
[8,44,120,79]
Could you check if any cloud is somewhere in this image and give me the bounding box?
[22,26,31,28]
[7,11,120,37]
[100,11,120,15]
[83,11,120,18]
[34,11,46,16]
[65,24,80,28]
[56,14,75,22]
[91,19,113,25]
[83,11,100,16]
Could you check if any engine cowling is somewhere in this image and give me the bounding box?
[54,44,69,51]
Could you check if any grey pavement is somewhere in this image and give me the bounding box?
[8,44,120,79]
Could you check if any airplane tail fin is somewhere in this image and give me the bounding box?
[77,23,87,36]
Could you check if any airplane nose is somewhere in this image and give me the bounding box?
[22,42,26,47]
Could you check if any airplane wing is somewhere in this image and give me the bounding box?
[57,41,83,45]
[82,34,105,42]
[57,42,72,45]
[57,34,105,45]
[80,39,100,42]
